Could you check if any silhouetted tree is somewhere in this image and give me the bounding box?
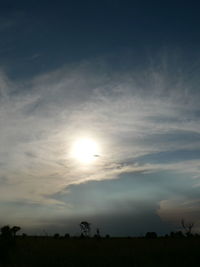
[96,228,100,236]
[64,233,70,239]
[1,225,21,240]
[80,221,91,237]
[11,226,21,237]
[0,225,20,263]
[94,228,101,239]
[181,219,194,237]
[22,233,27,238]
[194,233,200,238]
[170,231,184,238]
[1,226,13,240]
[54,233,60,239]
[145,232,157,239]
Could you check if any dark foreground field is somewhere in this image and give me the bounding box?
[0,237,200,267]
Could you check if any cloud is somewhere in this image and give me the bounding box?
[38,206,171,236]
[0,56,200,212]
[158,197,200,232]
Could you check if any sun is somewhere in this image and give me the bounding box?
[71,138,100,164]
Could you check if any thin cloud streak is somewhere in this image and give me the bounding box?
[0,58,200,209]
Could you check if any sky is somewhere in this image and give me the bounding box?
[0,0,200,236]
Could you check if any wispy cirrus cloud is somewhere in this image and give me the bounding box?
[0,57,200,214]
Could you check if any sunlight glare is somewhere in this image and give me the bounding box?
[71,138,100,164]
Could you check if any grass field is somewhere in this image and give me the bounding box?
[0,237,200,266]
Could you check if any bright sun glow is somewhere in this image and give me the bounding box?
[71,138,100,164]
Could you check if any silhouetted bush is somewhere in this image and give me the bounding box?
[105,234,110,239]
[170,231,184,238]
[53,233,60,239]
[64,233,70,239]
[94,228,101,239]
[145,232,157,239]
[186,232,194,238]
[194,233,200,238]
[22,233,27,238]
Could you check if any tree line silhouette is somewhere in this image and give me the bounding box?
[0,219,198,240]
[0,219,199,264]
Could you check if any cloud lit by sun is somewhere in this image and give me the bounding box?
[71,138,101,164]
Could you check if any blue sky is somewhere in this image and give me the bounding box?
[0,0,200,236]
